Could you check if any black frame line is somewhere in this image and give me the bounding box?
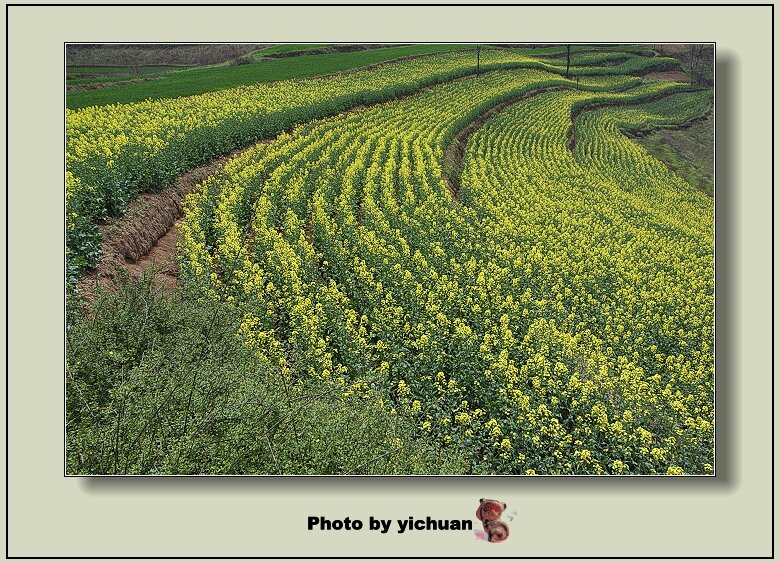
[4,4,7,561]
[7,2,780,5]
[1,556,774,560]
[4,1,772,559]
[771,2,775,559]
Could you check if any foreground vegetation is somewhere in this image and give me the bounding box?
[68,273,467,474]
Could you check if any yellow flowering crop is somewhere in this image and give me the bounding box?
[168,50,712,474]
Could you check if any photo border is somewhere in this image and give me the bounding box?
[6,2,774,559]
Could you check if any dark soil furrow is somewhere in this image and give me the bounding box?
[441,79,648,199]
[442,86,568,200]
[77,142,267,297]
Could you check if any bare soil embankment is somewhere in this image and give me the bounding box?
[77,142,266,297]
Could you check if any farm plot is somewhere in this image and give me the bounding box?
[66,47,675,285]
[66,45,713,475]
[66,48,531,282]
[175,71,711,475]
[458,89,713,473]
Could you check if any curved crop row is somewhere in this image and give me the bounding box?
[536,51,634,67]
[573,90,714,233]
[65,48,671,284]
[508,45,658,57]
[66,48,517,282]
[512,51,679,76]
[176,65,711,474]
[457,88,713,473]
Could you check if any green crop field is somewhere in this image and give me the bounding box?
[66,44,476,109]
[66,44,714,475]
[251,44,335,57]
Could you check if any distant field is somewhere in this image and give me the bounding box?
[67,44,475,109]
[66,44,268,66]
[506,44,657,56]
[67,45,381,89]
[68,66,179,76]
[67,65,189,86]
[252,44,334,57]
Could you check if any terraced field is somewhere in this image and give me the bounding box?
[66,45,713,475]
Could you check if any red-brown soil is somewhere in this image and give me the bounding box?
[641,70,691,82]
[77,142,266,298]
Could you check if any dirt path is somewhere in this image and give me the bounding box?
[640,70,691,82]
[67,77,157,92]
[77,142,267,298]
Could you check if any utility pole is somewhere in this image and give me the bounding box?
[689,45,695,84]
[476,44,481,73]
[566,45,571,79]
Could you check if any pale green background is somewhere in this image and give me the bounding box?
[5,2,773,558]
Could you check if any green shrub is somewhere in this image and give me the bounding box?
[66,271,466,474]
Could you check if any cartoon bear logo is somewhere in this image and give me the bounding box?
[475,498,510,543]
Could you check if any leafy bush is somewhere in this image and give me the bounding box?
[66,271,467,474]
[229,55,253,66]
